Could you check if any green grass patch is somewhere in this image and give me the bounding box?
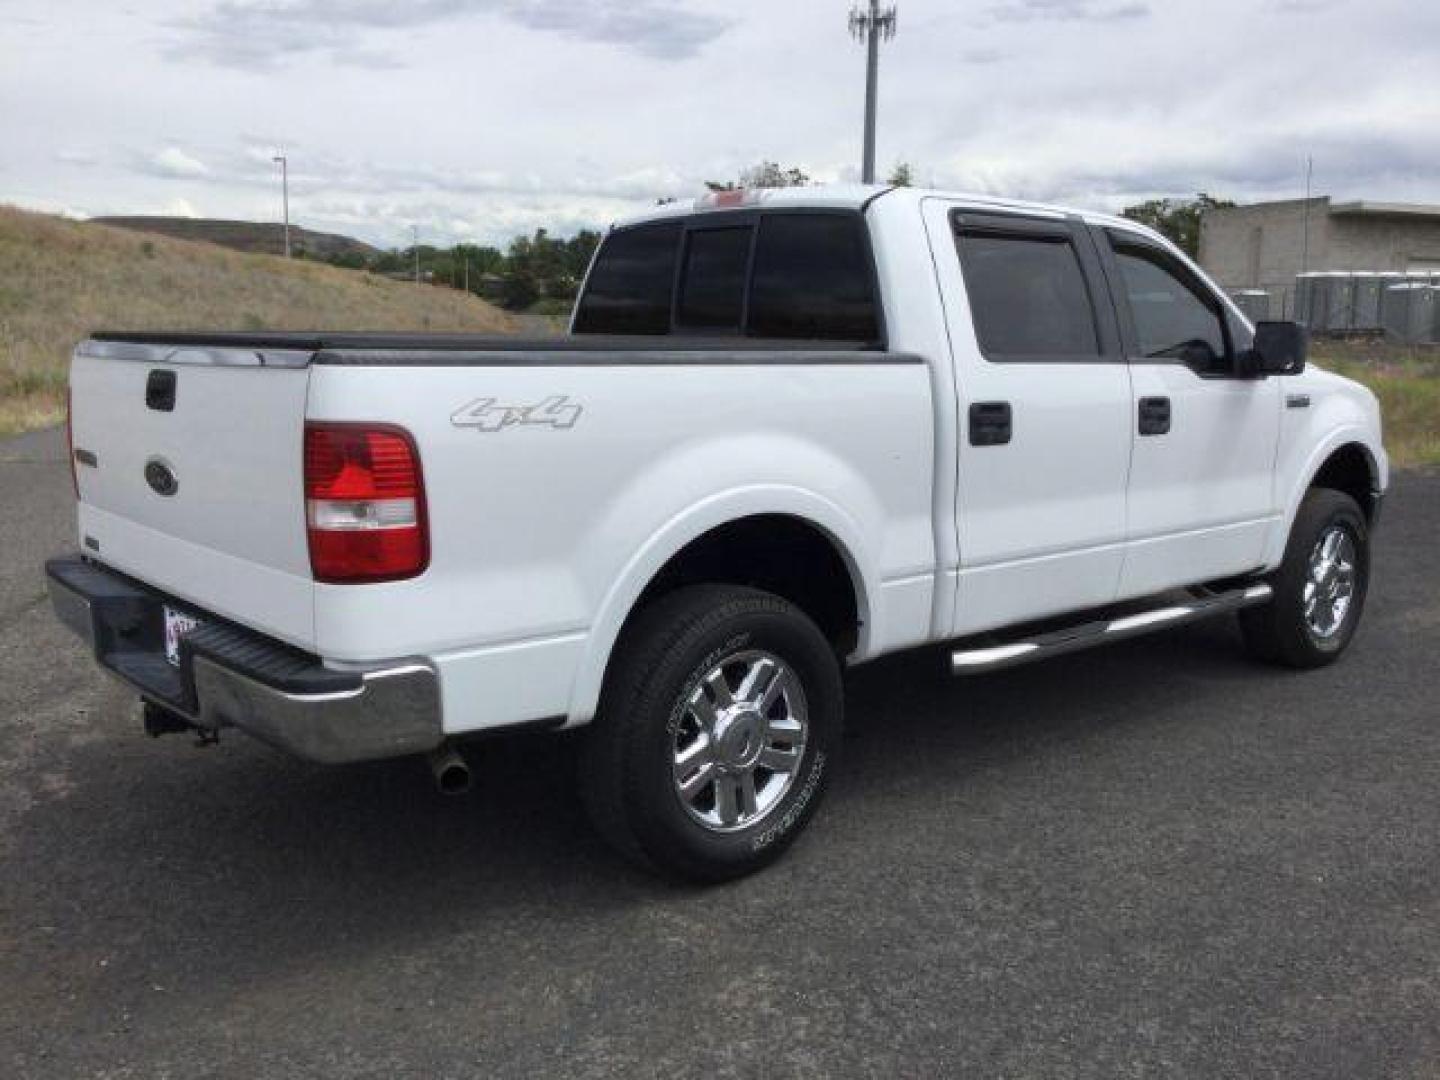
[1312,342,1440,469]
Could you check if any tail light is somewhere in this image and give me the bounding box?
[304,423,428,583]
[65,384,78,498]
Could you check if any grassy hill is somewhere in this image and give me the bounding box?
[94,215,383,262]
[0,206,515,435]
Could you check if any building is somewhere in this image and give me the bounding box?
[1198,198,1440,317]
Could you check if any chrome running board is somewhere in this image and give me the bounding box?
[951,583,1273,675]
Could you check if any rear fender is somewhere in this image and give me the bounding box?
[564,486,875,726]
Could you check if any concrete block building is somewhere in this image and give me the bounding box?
[1198,198,1440,317]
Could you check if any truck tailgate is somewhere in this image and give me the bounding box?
[68,340,316,648]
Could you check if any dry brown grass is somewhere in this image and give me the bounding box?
[1311,341,1440,469]
[0,204,515,436]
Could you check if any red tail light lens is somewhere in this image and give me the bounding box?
[304,423,428,583]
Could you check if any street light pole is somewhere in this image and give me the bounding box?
[272,155,291,258]
[412,225,420,285]
[850,2,898,184]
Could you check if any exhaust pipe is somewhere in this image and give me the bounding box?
[427,744,472,796]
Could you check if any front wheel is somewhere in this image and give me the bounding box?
[581,585,841,882]
[1240,487,1371,668]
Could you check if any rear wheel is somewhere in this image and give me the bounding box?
[1240,488,1370,668]
[581,585,841,882]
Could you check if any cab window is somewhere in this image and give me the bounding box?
[1110,238,1230,375]
[955,230,1103,361]
[575,212,882,344]
[571,221,680,335]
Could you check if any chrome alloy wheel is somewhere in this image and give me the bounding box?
[671,649,809,833]
[1303,524,1358,640]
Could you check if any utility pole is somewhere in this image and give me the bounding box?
[272,154,291,258]
[412,225,420,285]
[850,1,897,184]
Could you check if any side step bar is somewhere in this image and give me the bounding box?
[951,583,1273,675]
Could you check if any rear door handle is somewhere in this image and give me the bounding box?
[1138,396,1170,436]
[969,401,1012,446]
[146,369,177,412]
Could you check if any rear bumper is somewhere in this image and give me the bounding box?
[45,556,443,764]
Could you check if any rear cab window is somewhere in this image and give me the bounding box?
[570,221,680,335]
[573,210,882,344]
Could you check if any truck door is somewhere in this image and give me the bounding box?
[922,201,1134,636]
[1095,227,1282,598]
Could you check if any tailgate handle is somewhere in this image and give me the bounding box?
[146,369,177,412]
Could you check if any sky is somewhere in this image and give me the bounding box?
[2,0,1438,250]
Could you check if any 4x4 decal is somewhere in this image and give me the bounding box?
[450,394,582,432]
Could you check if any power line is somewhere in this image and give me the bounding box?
[849,1,897,185]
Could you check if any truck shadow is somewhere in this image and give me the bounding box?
[6,615,1290,1011]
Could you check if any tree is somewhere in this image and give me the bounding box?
[1121,193,1235,258]
[495,228,603,309]
[888,161,914,187]
[706,162,810,192]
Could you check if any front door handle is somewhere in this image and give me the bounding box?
[969,401,1012,446]
[1138,396,1171,436]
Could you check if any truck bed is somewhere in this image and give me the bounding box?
[89,331,898,360]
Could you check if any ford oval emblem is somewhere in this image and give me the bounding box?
[144,457,179,497]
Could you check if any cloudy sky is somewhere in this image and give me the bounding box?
[3,0,1438,249]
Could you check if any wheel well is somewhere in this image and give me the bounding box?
[1310,443,1378,523]
[633,515,861,654]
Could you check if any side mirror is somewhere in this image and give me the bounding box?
[1242,320,1307,376]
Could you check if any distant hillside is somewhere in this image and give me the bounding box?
[0,205,516,435]
[93,216,383,262]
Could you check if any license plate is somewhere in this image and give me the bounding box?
[163,606,203,667]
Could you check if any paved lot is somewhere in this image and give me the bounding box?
[1,426,1437,1079]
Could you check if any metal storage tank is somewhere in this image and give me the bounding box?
[1327,272,1356,332]
[1295,273,1323,331]
[1420,285,1440,345]
[1367,275,1389,329]
[1231,290,1271,323]
[1370,272,1405,332]
[1381,282,1440,344]
[1351,273,1384,331]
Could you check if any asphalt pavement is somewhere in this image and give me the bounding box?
[2,426,1437,1078]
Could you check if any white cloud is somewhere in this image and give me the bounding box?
[166,0,734,69]
[54,149,101,167]
[147,147,210,178]
[161,197,201,218]
[0,0,1436,251]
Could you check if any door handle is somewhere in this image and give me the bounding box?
[1138,396,1170,436]
[969,401,1012,446]
[145,369,177,413]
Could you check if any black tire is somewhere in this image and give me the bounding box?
[580,584,842,883]
[1240,487,1370,668]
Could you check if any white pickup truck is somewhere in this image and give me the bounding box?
[48,185,1387,881]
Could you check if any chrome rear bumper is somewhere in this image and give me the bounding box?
[46,556,443,764]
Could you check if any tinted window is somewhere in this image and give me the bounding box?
[1112,241,1228,371]
[677,227,751,330]
[749,215,881,341]
[572,222,679,335]
[956,232,1100,359]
